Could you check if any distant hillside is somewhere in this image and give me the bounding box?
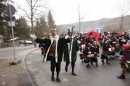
[59,15,130,32]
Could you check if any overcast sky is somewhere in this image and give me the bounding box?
[12,0,130,25]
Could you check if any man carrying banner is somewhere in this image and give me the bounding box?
[64,26,79,76]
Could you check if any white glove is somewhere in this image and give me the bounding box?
[112,41,116,43]
[65,35,69,39]
[71,35,74,39]
[109,48,111,51]
[122,39,126,42]
[30,34,37,39]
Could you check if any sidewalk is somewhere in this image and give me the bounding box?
[0,45,38,86]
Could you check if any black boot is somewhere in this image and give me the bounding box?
[117,75,125,79]
[51,75,55,81]
[65,68,67,72]
[101,59,104,64]
[106,59,110,64]
[108,58,111,61]
[65,63,69,72]
[91,62,93,65]
[71,62,76,76]
[96,62,98,67]
[56,77,61,82]
[56,71,61,82]
[111,56,115,60]
[86,64,90,68]
[72,72,77,76]
[65,66,68,72]
[51,66,55,81]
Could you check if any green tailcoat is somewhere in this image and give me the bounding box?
[64,38,79,63]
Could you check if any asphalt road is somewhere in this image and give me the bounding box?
[0,45,37,61]
[26,49,130,86]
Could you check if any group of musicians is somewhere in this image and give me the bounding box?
[79,31,130,79]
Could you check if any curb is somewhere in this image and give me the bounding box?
[22,48,39,86]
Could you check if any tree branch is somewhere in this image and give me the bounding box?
[26,0,31,7]
[21,9,31,20]
[33,0,39,8]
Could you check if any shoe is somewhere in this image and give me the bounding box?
[117,75,125,79]
[96,63,98,67]
[51,75,55,81]
[111,57,115,60]
[106,62,110,64]
[106,60,110,64]
[96,65,99,67]
[72,72,77,76]
[56,77,61,82]
[86,64,90,68]
[108,58,111,61]
[65,66,68,72]
[91,62,93,65]
[115,55,119,57]
[101,59,104,64]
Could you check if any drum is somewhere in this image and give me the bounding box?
[97,54,100,57]
[87,54,94,58]
[115,43,119,47]
[111,47,115,51]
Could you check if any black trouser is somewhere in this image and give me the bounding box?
[50,57,61,77]
[66,62,75,73]
[101,55,110,64]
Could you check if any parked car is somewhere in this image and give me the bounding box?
[19,40,32,44]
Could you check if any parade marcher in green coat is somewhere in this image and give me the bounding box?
[64,27,79,76]
[31,28,70,82]
[64,35,79,76]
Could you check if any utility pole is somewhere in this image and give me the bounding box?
[78,3,81,33]
[5,0,17,65]
[78,1,88,33]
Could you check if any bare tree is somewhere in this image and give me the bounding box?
[27,0,48,34]
[15,0,48,34]
[114,0,130,32]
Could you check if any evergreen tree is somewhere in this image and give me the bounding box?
[0,1,7,36]
[14,17,30,39]
[48,10,55,29]
[35,15,50,37]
